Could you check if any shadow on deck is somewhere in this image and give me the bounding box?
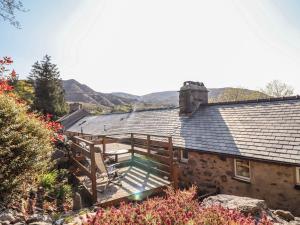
[77,165,170,206]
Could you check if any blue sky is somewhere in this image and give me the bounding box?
[1,0,300,95]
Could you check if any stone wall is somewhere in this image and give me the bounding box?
[178,151,300,216]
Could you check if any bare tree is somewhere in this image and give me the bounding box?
[262,80,294,97]
[0,0,26,28]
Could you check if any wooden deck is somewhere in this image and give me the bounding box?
[67,132,178,206]
[77,165,170,206]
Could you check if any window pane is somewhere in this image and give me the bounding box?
[235,159,250,179]
[182,150,188,159]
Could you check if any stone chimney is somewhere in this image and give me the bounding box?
[179,81,208,116]
[69,102,82,113]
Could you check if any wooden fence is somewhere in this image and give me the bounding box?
[66,131,179,203]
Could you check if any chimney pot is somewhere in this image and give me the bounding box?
[69,102,82,113]
[179,81,208,116]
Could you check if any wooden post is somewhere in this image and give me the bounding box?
[131,133,134,161]
[102,136,106,154]
[168,136,177,188]
[147,135,150,155]
[178,148,182,162]
[172,162,179,189]
[168,136,173,162]
[90,143,97,203]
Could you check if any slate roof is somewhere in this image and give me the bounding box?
[67,98,300,165]
[58,109,90,130]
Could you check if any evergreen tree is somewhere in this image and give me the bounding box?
[29,55,68,117]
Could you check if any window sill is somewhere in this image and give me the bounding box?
[232,176,251,184]
[180,159,188,164]
[294,184,300,190]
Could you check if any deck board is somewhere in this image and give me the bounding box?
[80,165,170,205]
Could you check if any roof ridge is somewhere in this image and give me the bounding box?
[206,95,300,106]
[57,109,89,122]
[99,106,179,116]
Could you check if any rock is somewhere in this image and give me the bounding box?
[0,220,10,225]
[26,214,52,224]
[274,210,295,222]
[28,222,52,225]
[51,149,65,160]
[284,220,300,225]
[73,192,82,211]
[12,216,26,224]
[0,210,15,222]
[288,222,300,225]
[54,218,64,225]
[72,216,83,225]
[202,194,267,216]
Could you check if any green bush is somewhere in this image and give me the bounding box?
[57,169,69,182]
[56,184,72,199]
[40,171,58,190]
[0,94,54,203]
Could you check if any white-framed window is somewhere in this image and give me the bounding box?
[296,167,300,185]
[234,159,251,182]
[181,149,189,163]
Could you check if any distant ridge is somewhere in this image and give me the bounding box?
[62,79,267,111]
[63,79,136,107]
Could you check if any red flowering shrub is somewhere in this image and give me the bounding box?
[0,57,63,139]
[0,57,63,203]
[88,187,273,225]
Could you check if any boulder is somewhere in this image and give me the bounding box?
[54,218,64,225]
[202,194,267,216]
[28,222,52,225]
[26,214,52,224]
[73,192,82,211]
[274,210,295,222]
[0,210,15,222]
[287,221,300,225]
[51,149,65,160]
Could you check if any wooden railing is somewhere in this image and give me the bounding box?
[66,131,179,203]
[69,135,98,203]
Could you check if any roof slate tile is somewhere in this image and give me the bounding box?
[67,99,300,165]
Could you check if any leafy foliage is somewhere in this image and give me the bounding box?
[13,80,35,105]
[88,187,272,225]
[0,56,62,203]
[56,184,72,200]
[0,0,26,28]
[29,55,68,118]
[261,80,294,97]
[111,104,133,113]
[38,169,73,212]
[40,171,58,190]
[0,92,54,201]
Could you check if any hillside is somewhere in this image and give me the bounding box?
[62,79,267,112]
[63,79,136,107]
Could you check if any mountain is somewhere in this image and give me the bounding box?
[110,92,141,101]
[63,79,136,108]
[140,91,178,106]
[135,89,230,106]
[62,79,268,112]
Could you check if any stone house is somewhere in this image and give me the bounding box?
[64,81,300,215]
